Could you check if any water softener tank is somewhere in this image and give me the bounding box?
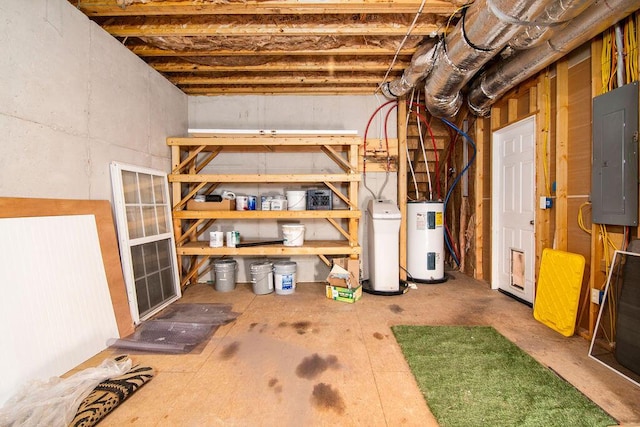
[367,199,402,291]
[407,201,447,283]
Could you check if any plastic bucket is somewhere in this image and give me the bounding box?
[286,190,306,211]
[273,261,297,295]
[250,261,274,295]
[213,259,237,292]
[282,224,305,247]
[209,231,224,248]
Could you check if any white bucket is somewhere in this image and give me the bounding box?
[250,261,274,295]
[273,261,297,295]
[282,224,305,247]
[286,190,306,211]
[209,231,224,248]
[213,259,237,292]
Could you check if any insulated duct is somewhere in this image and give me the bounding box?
[508,0,593,50]
[382,0,599,117]
[382,0,555,115]
[467,0,639,116]
[422,0,555,117]
[380,40,438,98]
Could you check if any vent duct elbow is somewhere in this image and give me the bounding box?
[381,40,439,99]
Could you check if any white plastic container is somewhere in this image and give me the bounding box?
[226,230,240,247]
[286,190,306,211]
[270,198,287,210]
[282,224,305,247]
[213,259,237,292]
[273,261,297,295]
[250,261,274,295]
[367,199,401,292]
[209,231,224,248]
[235,196,249,210]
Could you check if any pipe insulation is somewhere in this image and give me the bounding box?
[467,0,639,116]
[381,40,439,98]
[382,0,597,117]
[508,0,594,50]
[422,0,556,117]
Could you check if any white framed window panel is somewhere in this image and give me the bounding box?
[110,162,181,324]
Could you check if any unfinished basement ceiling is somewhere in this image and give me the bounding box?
[69,0,463,95]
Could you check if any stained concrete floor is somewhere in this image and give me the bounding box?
[76,272,640,426]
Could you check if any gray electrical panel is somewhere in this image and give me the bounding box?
[592,81,639,226]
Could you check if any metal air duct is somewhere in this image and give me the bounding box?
[382,0,599,117]
[467,0,639,116]
[380,40,438,98]
[422,0,556,117]
[382,0,555,115]
[508,0,593,50]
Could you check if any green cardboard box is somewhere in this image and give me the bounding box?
[325,283,362,303]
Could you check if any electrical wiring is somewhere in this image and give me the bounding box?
[577,202,592,235]
[413,95,434,200]
[440,118,477,267]
[624,14,638,82]
[376,0,429,94]
[542,70,551,197]
[405,90,421,200]
[409,103,441,199]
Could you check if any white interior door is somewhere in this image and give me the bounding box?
[492,116,536,304]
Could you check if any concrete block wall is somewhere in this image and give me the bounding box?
[189,95,398,282]
[0,0,187,201]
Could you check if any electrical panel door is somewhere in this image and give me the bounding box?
[592,81,639,226]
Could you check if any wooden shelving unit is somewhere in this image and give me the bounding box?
[167,134,362,287]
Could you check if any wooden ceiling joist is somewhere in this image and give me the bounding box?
[70,0,462,96]
[169,74,395,85]
[151,59,410,73]
[103,18,442,38]
[74,0,459,16]
[183,86,383,95]
[128,45,419,57]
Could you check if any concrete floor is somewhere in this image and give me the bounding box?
[75,272,640,426]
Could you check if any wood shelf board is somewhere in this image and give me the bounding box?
[173,210,361,219]
[168,173,362,183]
[177,240,361,256]
[168,136,362,146]
[186,145,352,154]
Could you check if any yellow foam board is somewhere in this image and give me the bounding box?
[533,248,586,337]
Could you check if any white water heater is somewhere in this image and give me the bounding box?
[407,201,446,283]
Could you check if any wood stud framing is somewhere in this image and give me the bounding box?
[70,0,460,95]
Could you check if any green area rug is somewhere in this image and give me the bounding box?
[391,325,616,427]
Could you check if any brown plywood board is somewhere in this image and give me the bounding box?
[0,197,134,337]
[567,59,592,196]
